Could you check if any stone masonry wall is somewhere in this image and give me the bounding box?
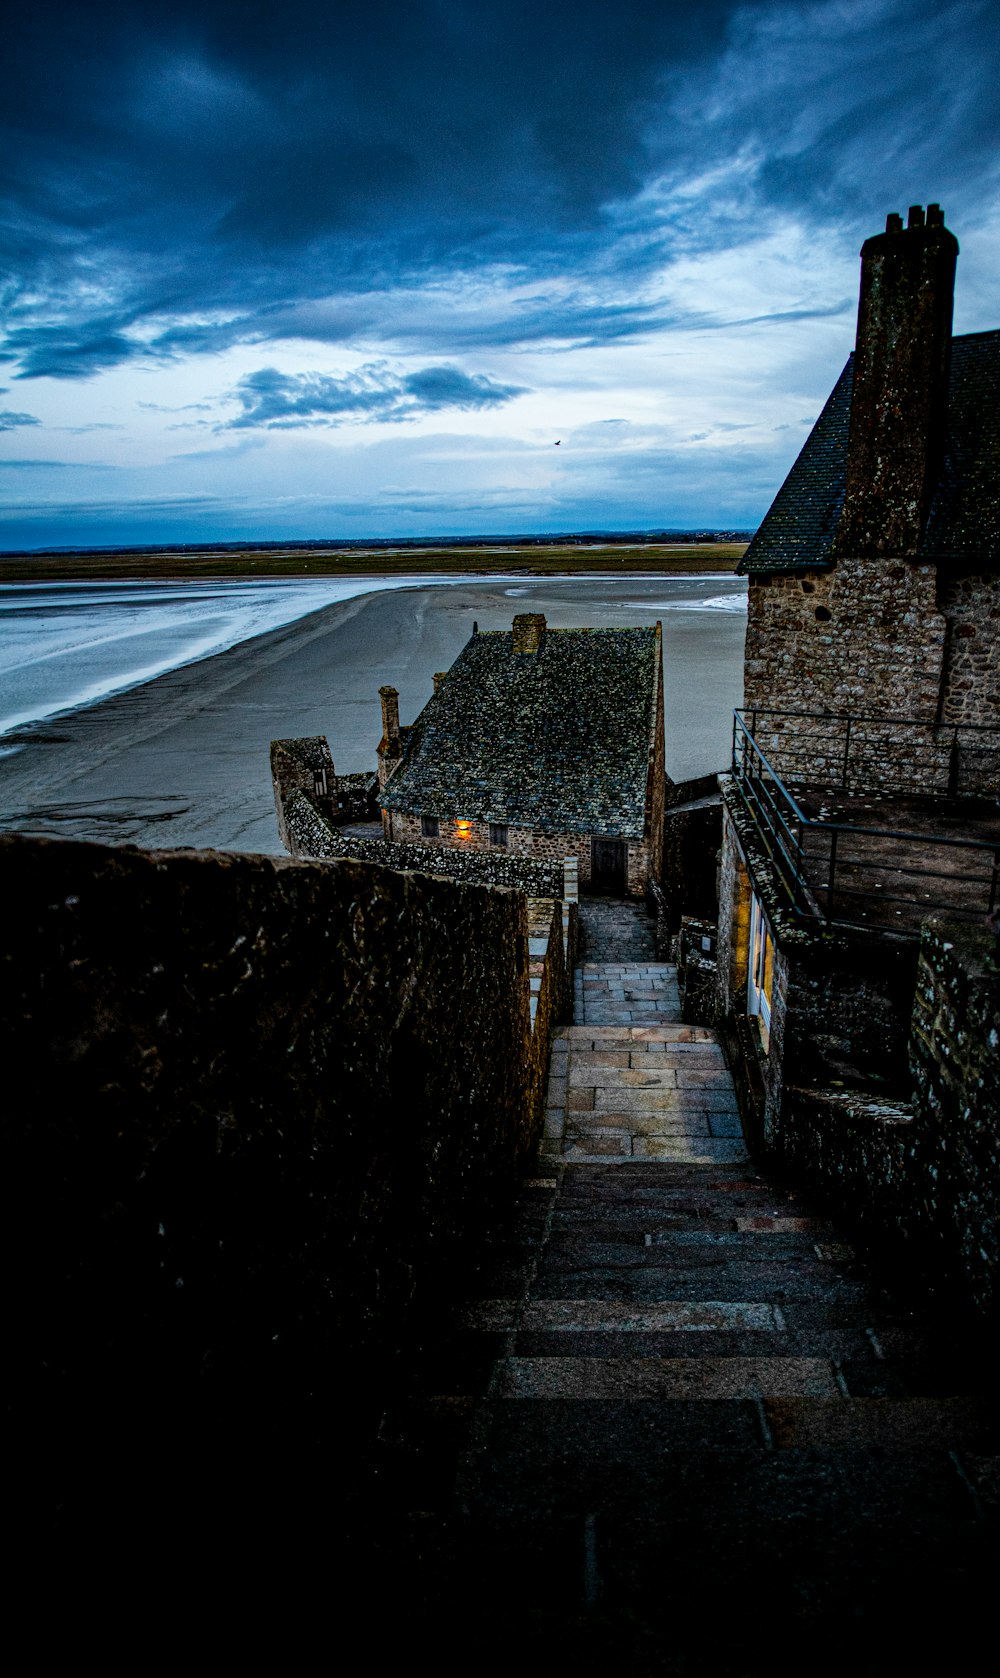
[906,918,999,1316]
[288,792,565,896]
[937,571,1000,791]
[744,556,954,793]
[1,833,565,1541]
[388,809,649,897]
[765,919,998,1321]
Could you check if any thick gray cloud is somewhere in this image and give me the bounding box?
[229,363,525,427]
[4,1,998,380]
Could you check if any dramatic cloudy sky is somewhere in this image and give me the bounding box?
[2,0,999,547]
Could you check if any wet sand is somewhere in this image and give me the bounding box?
[0,576,746,855]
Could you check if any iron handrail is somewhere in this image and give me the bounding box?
[739,705,1000,735]
[730,710,1000,930]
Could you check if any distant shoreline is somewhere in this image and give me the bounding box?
[0,539,747,584]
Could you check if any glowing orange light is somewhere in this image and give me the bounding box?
[455,819,473,840]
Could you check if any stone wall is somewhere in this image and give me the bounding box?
[1,833,568,1541]
[938,571,1000,789]
[777,920,998,1320]
[387,808,649,898]
[288,791,566,896]
[744,557,946,724]
[906,918,999,1315]
[271,735,380,840]
[743,558,1000,794]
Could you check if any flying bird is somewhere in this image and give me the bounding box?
[554,439,561,445]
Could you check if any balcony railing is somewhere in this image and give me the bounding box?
[730,709,1000,937]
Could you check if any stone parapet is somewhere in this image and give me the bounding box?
[0,830,571,1534]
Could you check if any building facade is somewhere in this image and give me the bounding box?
[377,613,666,898]
[708,204,999,1154]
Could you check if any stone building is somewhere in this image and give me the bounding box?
[377,613,665,897]
[269,735,378,852]
[706,204,999,1178]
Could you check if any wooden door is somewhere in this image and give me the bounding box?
[591,838,627,895]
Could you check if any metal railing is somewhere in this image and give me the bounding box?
[730,710,1000,936]
[737,707,1000,799]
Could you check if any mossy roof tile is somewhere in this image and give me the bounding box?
[381,625,658,836]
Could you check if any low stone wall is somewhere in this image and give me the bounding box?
[907,919,999,1316]
[1,833,568,1539]
[774,919,998,1320]
[287,789,566,895]
[677,916,719,1025]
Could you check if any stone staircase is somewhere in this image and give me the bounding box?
[363,896,996,1670]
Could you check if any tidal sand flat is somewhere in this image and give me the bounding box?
[0,575,747,854]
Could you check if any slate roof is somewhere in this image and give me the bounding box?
[380,625,660,837]
[740,328,1000,573]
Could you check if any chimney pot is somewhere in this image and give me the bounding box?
[907,204,925,229]
[886,212,903,233]
[926,202,944,226]
[432,671,447,694]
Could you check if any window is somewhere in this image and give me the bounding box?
[747,892,774,1046]
[421,815,439,838]
[489,823,508,848]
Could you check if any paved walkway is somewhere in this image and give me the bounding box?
[366,899,995,1670]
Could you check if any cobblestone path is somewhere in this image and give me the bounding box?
[365,898,995,1671]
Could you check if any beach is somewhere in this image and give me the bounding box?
[0,575,746,854]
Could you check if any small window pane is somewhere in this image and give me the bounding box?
[489,823,508,848]
[421,815,439,838]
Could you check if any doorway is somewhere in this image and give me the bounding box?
[591,837,628,895]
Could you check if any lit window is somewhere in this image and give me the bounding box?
[421,815,439,838]
[454,818,473,841]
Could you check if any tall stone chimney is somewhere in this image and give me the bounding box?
[833,204,958,558]
[379,685,400,744]
[512,613,546,654]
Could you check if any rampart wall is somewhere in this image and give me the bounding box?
[1,833,570,1543]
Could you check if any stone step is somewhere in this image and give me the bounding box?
[463,1298,782,1333]
[497,1354,842,1400]
[559,1138,749,1165]
[763,1396,998,1452]
[562,1024,716,1041]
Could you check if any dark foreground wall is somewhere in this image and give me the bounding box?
[1,835,561,1551]
[779,919,999,1321]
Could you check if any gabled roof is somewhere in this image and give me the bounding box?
[381,624,660,837]
[740,328,1000,574]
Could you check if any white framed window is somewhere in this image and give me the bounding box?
[747,892,774,1042]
